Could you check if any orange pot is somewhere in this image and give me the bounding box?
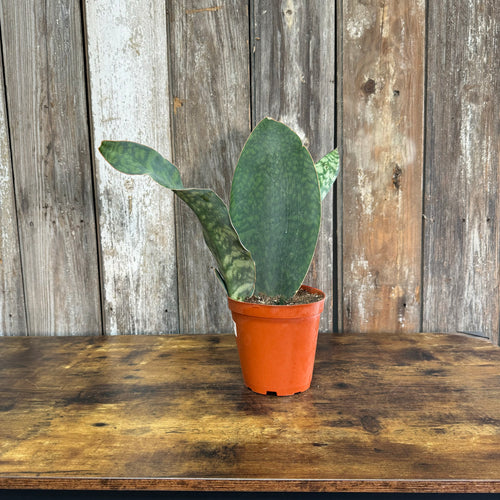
[227,285,325,396]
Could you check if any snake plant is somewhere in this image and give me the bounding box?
[99,118,339,301]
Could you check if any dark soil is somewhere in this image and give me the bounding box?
[243,288,323,306]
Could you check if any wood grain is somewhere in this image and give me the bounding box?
[423,0,500,344]
[1,332,500,492]
[339,0,425,333]
[252,1,336,332]
[0,40,27,336]
[0,1,100,335]
[168,0,251,333]
[85,0,179,334]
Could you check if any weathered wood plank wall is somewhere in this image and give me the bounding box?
[169,0,250,334]
[0,1,498,343]
[85,0,178,335]
[339,0,425,334]
[423,0,500,344]
[0,31,26,335]
[0,1,101,336]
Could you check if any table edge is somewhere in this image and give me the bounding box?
[1,477,500,493]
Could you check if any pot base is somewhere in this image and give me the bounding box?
[245,383,311,397]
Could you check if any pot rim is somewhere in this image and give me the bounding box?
[227,284,325,319]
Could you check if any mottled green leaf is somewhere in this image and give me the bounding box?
[99,141,184,189]
[175,189,255,300]
[229,118,321,299]
[315,149,339,201]
[99,141,255,300]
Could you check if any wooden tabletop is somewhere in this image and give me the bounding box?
[1,332,500,493]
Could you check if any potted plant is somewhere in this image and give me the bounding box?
[99,117,339,396]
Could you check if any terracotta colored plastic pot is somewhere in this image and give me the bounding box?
[227,285,325,396]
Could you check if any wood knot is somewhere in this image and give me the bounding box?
[392,164,402,190]
[362,78,376,95]
[360,415,382,434]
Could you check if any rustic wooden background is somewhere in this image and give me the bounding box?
[0,1,498,343]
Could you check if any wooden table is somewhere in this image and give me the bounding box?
[1,332,500,494]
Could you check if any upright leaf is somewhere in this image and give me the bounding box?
[229,118,321,298]
[315,149,340,201]
[99,141,255,300]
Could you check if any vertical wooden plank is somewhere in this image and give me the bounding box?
[0,42,27,336]
[339,0,425,333]
[423,1,500,344]
[252,0,337,332]
[0,1,101,336]
[85,0,178,335]
[169,0,250,333]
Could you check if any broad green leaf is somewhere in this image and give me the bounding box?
[315,149,339,201]
[229,118,321,299]
[99,141,255,300]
